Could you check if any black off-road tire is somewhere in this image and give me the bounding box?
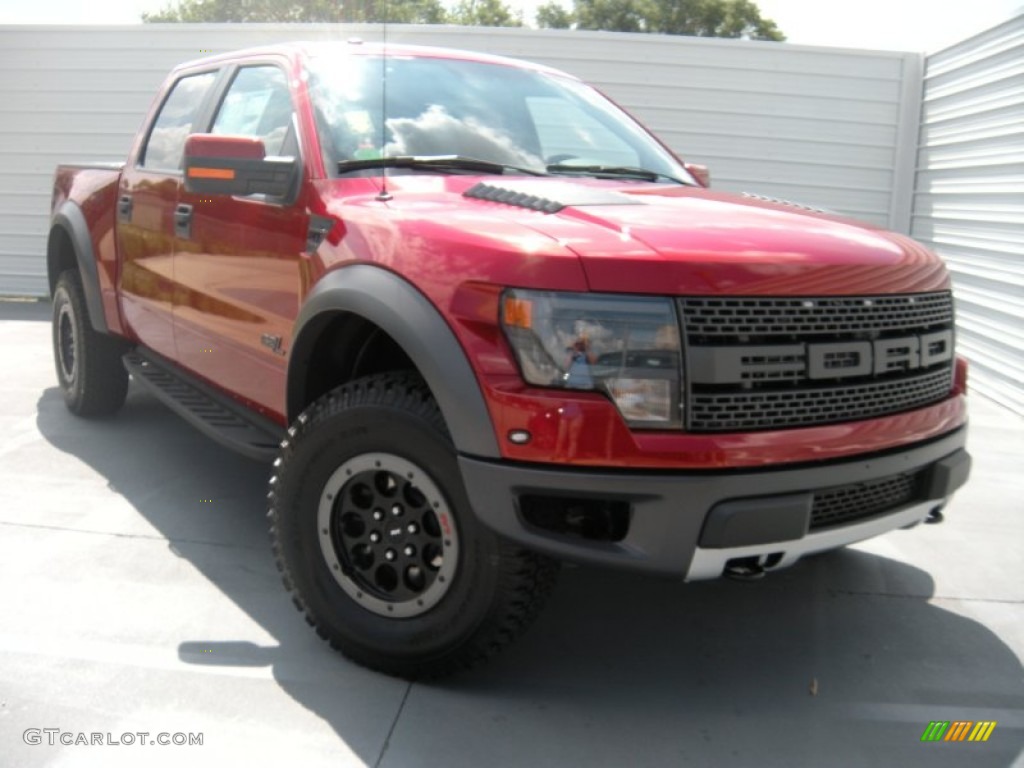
[52,270,130,417]
[269,373,559,679]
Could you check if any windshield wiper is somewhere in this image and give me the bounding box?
[546,164,689,185]
[337,155,547,177]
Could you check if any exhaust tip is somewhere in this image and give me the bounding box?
[925,505,945,525]
[725,557,766,581]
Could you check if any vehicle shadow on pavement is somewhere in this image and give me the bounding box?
[35,383,1024,768]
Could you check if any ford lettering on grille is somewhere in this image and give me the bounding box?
[690,329,954,384]
[679,293,956,431]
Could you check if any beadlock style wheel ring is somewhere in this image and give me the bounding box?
[317,452,459,618]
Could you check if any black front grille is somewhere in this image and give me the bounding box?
[690,368,953,431]
[679,292,956,432]
[680,293,953,339]
[810,471,923,530]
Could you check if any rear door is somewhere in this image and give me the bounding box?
[173,62,307,418]
[117,70,219,360]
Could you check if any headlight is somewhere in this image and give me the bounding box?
[501,289,683,428]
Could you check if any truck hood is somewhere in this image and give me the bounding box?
[360,176,949,296]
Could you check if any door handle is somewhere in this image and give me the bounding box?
[174,204,193,239]
[117,194,132,222]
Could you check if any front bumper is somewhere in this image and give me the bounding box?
[459,428,970,580]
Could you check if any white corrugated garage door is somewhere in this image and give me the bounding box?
[911,14,1024,414]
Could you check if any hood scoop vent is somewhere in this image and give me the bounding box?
[465,182,563,213]
[465,180,644,214]
[741,192,833,215]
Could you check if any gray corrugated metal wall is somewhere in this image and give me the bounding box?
[0,24,919,297]
[911,13,1024,415]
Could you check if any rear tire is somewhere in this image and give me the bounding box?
[52,270,129,417]
[269,373,558,678]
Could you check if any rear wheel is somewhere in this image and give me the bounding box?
[52,270,129,417]
[269,373,558,678]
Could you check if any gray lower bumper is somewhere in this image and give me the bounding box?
[684,499,936,580]
[458,428,969,580]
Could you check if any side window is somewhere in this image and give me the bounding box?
[212,66,295,156]
[141,72,217,171]
[525,96,639,167]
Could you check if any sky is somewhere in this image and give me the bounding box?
[0,0,1021,53]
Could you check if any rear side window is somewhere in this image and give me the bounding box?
[141,71,217,171]
[212,66,295,156]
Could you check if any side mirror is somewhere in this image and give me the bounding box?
[684,162,710,188]
[183,134,299,199]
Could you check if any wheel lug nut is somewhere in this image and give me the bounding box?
[373,509,384,521]
[392,504,403,517]
[369,532,381,543]
[385,549,397,562]
[403,545,416,557]
[406,523,418,535]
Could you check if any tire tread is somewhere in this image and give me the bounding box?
[53,270,129,417]
[268,372,558,678]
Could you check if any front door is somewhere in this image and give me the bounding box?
[173,64,306,419]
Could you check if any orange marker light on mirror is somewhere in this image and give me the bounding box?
[188,167,235,180]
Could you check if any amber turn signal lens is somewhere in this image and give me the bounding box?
[503,297,533,329]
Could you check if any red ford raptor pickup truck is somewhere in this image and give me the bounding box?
[48,41,970,677]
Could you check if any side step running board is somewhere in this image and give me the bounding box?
[124,350,284,461]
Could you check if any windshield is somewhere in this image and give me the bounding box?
[306,53,692,183]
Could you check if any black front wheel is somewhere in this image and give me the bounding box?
[269,373,558,678]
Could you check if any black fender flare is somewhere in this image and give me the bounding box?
[49,202,108,334]
[288,265,500,459]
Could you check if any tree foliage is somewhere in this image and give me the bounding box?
[536,0,785,41]
[144,0,449,24]
[143,0,782,39]
[449,0,522,26]
[535,2,573,29]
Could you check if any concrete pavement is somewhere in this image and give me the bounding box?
[1,299,1022,767]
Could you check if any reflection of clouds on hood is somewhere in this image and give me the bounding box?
[385,105,543,170]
